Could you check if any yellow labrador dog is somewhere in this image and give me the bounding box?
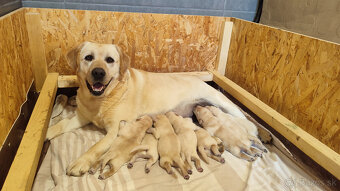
[47,41,260,176]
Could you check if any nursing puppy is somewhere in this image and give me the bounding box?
[166,112,203,173]
[195,128,225,164]
[151,114,189,180]
[194,106,263,161]
[46,42,269,176]
[127,133,159,173]
[206,106,267,155]
[88,115,152,180]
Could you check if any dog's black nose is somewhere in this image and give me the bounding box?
[92,68,106,80]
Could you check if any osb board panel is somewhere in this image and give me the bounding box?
[0,8,33,146]
[227,18,340,154]
[26,8,225,74]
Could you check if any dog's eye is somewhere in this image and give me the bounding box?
[84,55,94,61]
[105,57,115,63]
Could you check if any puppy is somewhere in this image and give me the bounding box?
[194,106,264,161]
[150,114,189,180]
[88,115,152,179]
[127,133,159,173]
[49,95,77,127]
[195,128,225,164]
[166,112,203,174]
[206,106,267,155]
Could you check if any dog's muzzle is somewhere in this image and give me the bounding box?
[92,67,106,81]
[86,78,113,96]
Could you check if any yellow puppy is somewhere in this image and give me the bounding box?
[150,114,190,180]
[195,128,225,164]
[206,106,267,155]
[87,115,152,179]
[127,133,159,173]
[166,112,203,174]
[194,106,262,161]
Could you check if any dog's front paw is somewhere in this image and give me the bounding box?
[66,156,93,176]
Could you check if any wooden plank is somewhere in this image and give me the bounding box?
[172,71,213,82]
[2,73,58,191]
[58,75,79,88]
[226,18,340,154]
[210,69,340,180]
[58,71,213,88]
[0,8,33,146]
[215,21,233,76]
[214,21,225,71]
[26,8,225,74]
[25,12,48,92]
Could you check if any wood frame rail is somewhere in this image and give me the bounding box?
[2,73,58,191]
[25,13,48,92]
[209,69,340,180]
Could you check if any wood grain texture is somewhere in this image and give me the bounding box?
[2,73,58,191]
[25,13,48,92]
[0,8,33,146]
[26,8,225,74]
[211,70,340,180]
[226,18,340,154]
[216,21,233,76]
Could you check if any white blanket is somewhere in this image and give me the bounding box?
[32,95,324,191]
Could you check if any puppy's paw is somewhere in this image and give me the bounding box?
[258,127,273,144]
[127,163,133,169]
[46,123,62,140]
[66,156,92,176]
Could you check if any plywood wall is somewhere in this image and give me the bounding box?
[226,18,340,154]
[0,8,33,146]
[26,8,225,74]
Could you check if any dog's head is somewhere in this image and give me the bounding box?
[67,42,130,97]
[193,105,208,125]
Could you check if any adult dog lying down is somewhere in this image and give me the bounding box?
[46,42,265,176]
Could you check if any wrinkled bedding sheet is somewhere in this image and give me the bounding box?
[32,95,324,191]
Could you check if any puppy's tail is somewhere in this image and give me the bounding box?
[166,161,178,179]
[198,146,209,164]
[130,145,149,155]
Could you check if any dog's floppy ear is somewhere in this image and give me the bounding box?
[115,45,130,80]
[66,42,87,71]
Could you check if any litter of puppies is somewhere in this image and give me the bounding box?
[86,105,267,180]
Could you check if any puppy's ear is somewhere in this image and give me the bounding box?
[66,42,87,71]
[115,45,130,80]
